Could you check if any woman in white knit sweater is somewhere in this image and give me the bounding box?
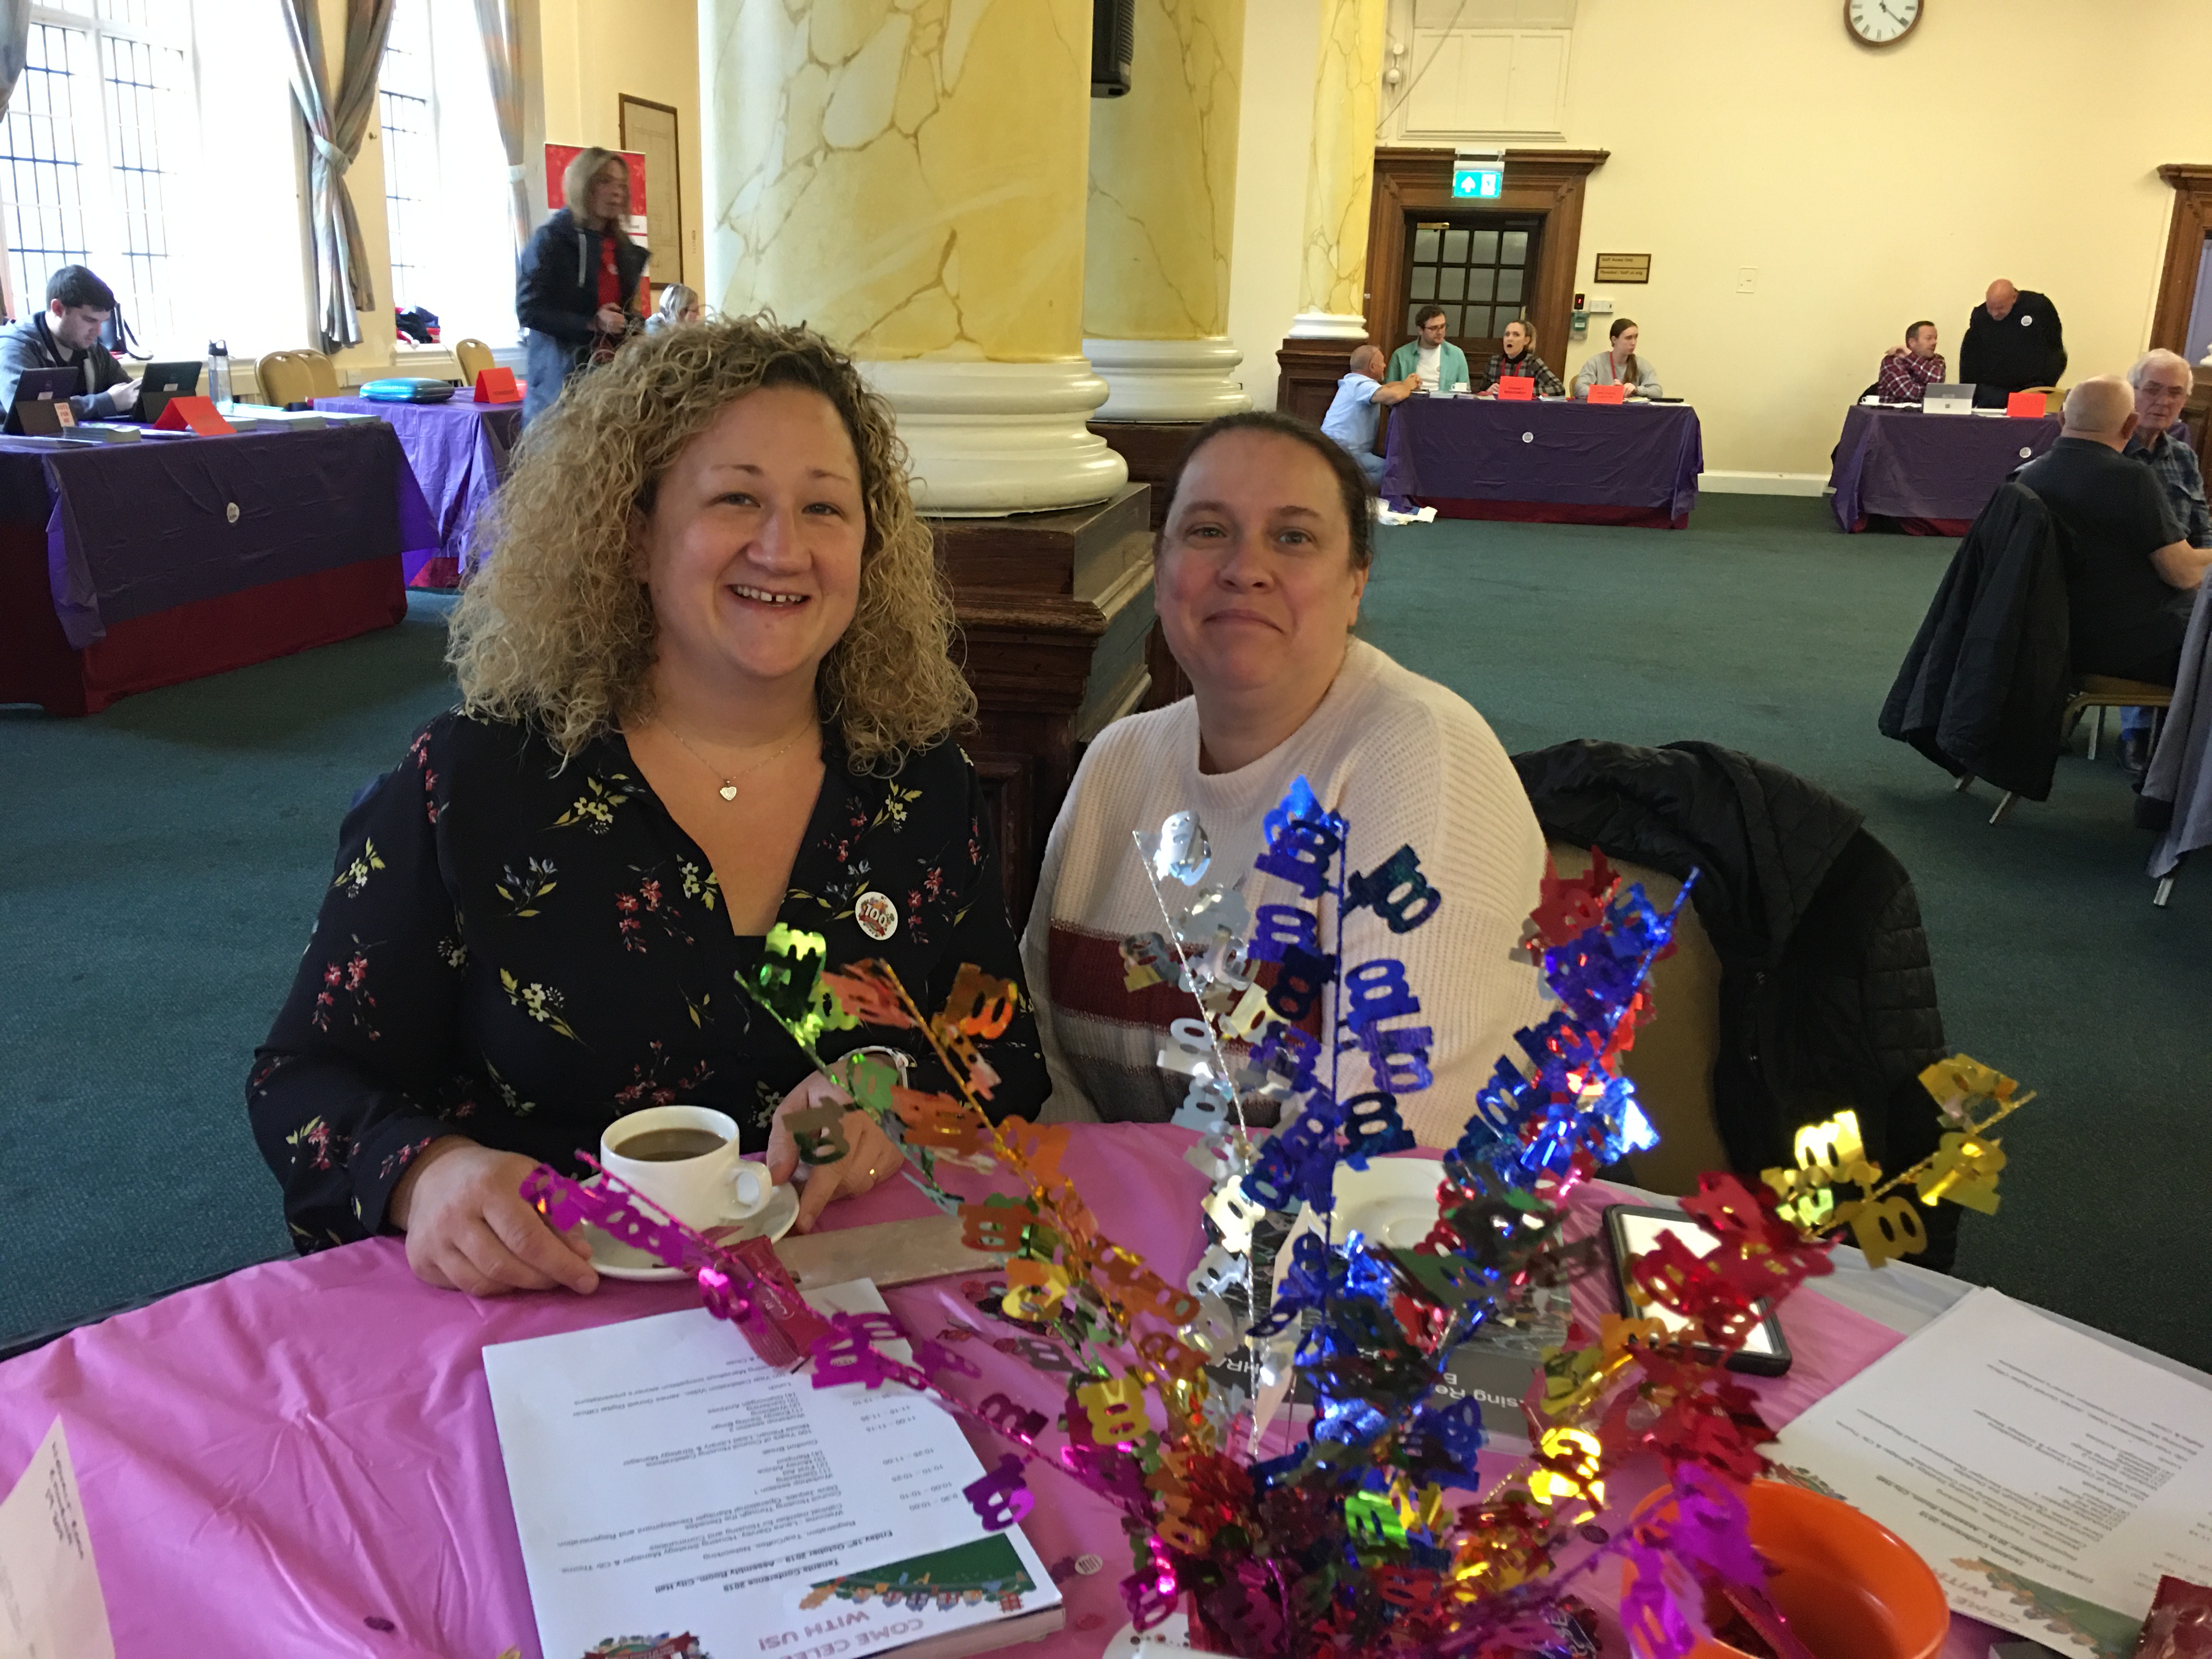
[1020,411,1550,1147]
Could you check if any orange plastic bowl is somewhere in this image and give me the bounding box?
[1622,1480,1950,1659]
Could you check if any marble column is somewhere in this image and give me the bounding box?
[704,0,1126,515]
[1081,0,1249,422]
[1288,0,1387,341]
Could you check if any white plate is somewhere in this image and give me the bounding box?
[580,1165,799,1281]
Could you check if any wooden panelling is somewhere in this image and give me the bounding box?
[936,484,1159,926]
[1276,336,1363,429]
[2152,165,2212,356]
[1090,421,1205,529]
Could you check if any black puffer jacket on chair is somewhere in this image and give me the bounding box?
[1514,739,1957,1269]
[1879,481,2071,802]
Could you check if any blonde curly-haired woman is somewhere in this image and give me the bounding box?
[249,318,1042,1295]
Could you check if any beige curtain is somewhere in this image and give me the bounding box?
[281,0,397,348]
[0,1,33,321]
[471,0,528,254]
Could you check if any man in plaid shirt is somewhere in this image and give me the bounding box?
[2117,348,2207,772]
[2126,349,2210,546]
[1876,321,1945,403]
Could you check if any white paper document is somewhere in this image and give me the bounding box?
[1774,1288,2212,1659]
[483,1285,1059,1659]
[0,1417,115,1659]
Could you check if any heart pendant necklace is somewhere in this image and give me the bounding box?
[659,718,814,803]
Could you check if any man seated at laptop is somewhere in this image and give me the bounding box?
[2018,377,2211,688]
[1319,344,1418,484]
[1876,320,1945,403]
[0,264,139,420]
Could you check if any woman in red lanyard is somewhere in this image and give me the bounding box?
[517,146,650,427]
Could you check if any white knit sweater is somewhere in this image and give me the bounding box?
[1020,639,1549,1148]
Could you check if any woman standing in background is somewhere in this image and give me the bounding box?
[516,147,648,427]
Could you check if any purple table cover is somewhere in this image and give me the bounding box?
[1380,396,1704,520]
[315,396,522,586]
[1826,405,2062,531]
[0,425,437,651]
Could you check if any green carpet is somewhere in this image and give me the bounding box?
[0,594,462,1348]
[1,496,2203,1368]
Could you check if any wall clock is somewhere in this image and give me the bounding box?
[1845,0,1921,45]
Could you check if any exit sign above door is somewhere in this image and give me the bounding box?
[1452,148,1505,199]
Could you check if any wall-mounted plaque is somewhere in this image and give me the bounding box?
[1593,253,1652,284]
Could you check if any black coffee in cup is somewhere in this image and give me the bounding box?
[613,1126,729,1163]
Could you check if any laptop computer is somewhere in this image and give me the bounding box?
[134,360,202,425]
[6,366,80,433]
[1922,382,1976,415]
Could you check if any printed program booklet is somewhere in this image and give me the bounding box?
[483,1285,1062,1659]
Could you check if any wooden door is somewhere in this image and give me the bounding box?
[618,95,684,287]
[1399,213,1542,373]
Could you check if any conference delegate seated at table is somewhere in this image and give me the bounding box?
[1874,320,1945,403]
[1572,317,1662,399]
[0,263,141,420]
[246,317,1043,1293]
[1318,343,1417,483]
[1023,411,1551,1146]
[1480,318,1565,398]
[1961,278,2065,407]
[645,281,703,335]
[2115,349,2211,770]
[2017,378,2211,686]
[1386,304,1470,394]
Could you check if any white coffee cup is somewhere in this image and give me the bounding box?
[599,1105,770,1232]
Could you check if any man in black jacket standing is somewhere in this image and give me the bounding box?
[1960,279,2065,406]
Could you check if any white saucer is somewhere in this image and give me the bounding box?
[1250,1155,1448,1437]
[1324,1154,1448,1250]
[579,1166,799,1281]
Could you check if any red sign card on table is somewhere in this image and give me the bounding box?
[1497,376,1536,401]
[473,367,521,404]
[2005,391,2047,418]
[1586,384,1626,405]
[151,396,233,436]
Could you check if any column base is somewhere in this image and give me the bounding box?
[861,359,1129,517]
[1285,309,1371,341]
[1083,338,1250,423]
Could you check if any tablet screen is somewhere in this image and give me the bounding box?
[1612,1209,1782,1359]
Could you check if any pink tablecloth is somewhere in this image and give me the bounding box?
[0,1126,2005,1658]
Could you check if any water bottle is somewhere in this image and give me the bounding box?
[208,338,232,408]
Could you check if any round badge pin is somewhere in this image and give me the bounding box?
[854,890,899,941]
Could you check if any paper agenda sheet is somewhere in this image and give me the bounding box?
[1773,1287,2212,1659]
[483,1284,1060,1659]
[0,1416,115,1659]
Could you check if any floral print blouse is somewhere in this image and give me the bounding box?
[249,711,1043,1252]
